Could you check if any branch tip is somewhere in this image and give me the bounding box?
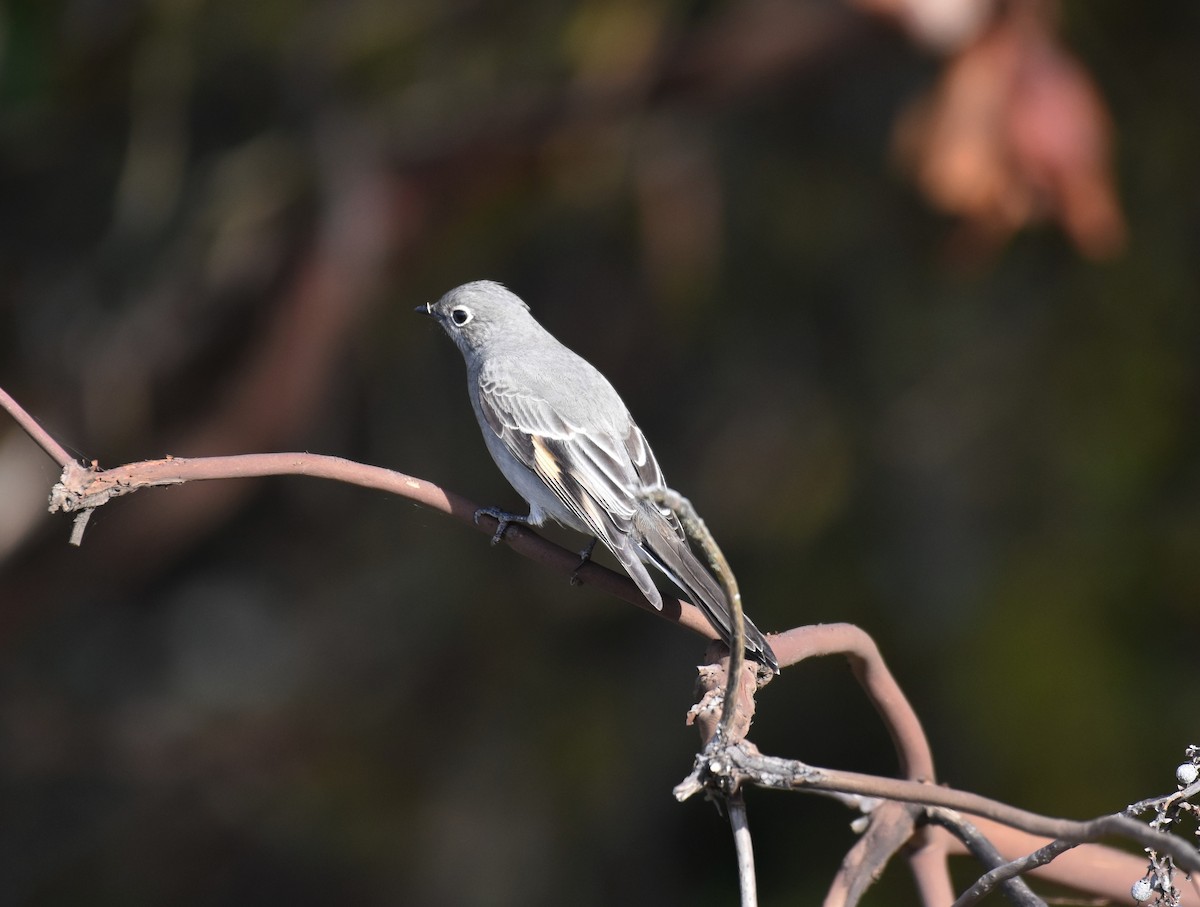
[69,509,93,547]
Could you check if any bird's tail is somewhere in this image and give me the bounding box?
[635,512,779,673]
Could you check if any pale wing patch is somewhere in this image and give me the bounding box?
[530,435,562,482]
[478,364,649,547]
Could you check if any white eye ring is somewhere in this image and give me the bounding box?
[450,306,473,326]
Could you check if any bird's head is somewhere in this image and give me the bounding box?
[416,280,533,357]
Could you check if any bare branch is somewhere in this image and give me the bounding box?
[951,836,1080,906]
[758,623,950,904]
[929,818,1200,904]
[68,508,94,547]
[907,830,958,907]
[924,808,1044,906]
[716,743,1200,874]
[641,484,751,742]
[824,799,921,907]
[33,445,727,643]
[0,387,76,468]
[1127,776,1200,818]
[728,793,758,907]
[685,649,762,748]
[771,623,935,783]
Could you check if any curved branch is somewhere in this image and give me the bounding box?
[39,448,723,642]
[771,623,935,783]
[770,625,946,903]
[642,484,753,740]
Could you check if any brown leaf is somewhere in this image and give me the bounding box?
[894,3,1126,259]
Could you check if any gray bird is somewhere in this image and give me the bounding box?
[418,280,778,673]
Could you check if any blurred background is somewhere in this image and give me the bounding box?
[1,0,1197,903]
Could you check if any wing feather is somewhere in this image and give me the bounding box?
[477,365,641,545]
[477,362,777,668]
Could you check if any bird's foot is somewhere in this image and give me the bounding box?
[473,507,531,546]
[570,538,599,586]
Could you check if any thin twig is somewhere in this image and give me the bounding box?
[715,744,1200,874]
[924,808,1044,906]
[642,485,764,904]
[951,838,1080,906]
[34,449,726,634]
[0,387,76,468]
[1126,777,1200,817]
[642,484,746,742]
[728,793,758,907]
[69,509,93,547]
[927,810,1200,903]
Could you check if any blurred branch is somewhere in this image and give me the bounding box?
[907,830,958,907]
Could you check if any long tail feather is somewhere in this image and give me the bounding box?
[636,514,779,673]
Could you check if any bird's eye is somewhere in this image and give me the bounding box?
[450,306,473,326]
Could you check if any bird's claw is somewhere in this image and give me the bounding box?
[473,507,528,546]
[570,538,599,586]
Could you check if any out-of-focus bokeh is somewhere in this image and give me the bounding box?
[1,0,1196,903]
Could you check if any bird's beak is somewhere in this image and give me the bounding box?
[414,303,432,315]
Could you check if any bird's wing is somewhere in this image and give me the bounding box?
[477,363,778,670]
[477,366,646,551]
